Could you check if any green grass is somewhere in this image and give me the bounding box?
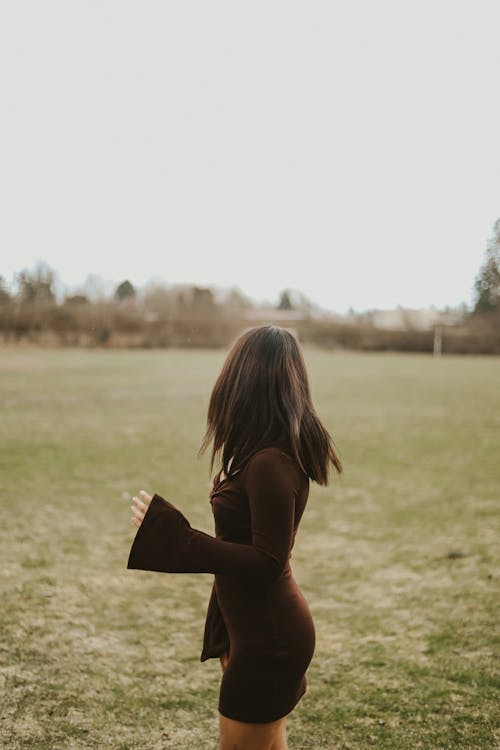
[0,347,498,749]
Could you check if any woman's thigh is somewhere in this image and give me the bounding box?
[219,713,287,750]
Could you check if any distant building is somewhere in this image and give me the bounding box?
[243,305,465,330]
[365,307,463,331]
[244,307,307,321]
[244,305,347,323]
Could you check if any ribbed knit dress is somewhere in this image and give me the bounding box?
[127,445,316,723]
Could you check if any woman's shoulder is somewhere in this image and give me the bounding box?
[248,445,293,461]
[242,445,308,487]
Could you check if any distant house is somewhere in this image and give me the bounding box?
[244,304,346,323]
[366,307,463,331]
[243,305,465,330]
[244,307,307,322]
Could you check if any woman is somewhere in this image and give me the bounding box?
[127,325,342,750]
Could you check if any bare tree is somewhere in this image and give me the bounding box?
[15,263,56,305]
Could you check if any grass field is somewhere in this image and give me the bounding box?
[0,347,498,750]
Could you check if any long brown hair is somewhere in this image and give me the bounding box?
[199,325,342,485]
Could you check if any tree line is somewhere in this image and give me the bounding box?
[0,218,499,353]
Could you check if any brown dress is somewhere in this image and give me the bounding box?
[127,446,316,723]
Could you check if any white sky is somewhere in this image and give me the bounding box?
[0,1,499,314]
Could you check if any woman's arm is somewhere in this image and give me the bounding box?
[127,450,297,582]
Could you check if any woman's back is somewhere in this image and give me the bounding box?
[202,446,316,722]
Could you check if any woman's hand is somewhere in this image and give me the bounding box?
[131,490,153,528]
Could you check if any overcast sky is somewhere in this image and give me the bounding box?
[1,1,499,314]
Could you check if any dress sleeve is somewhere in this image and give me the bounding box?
[126,450,297,582]
[199,580,230,662]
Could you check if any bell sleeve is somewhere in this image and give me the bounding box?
[126,449,297,582]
